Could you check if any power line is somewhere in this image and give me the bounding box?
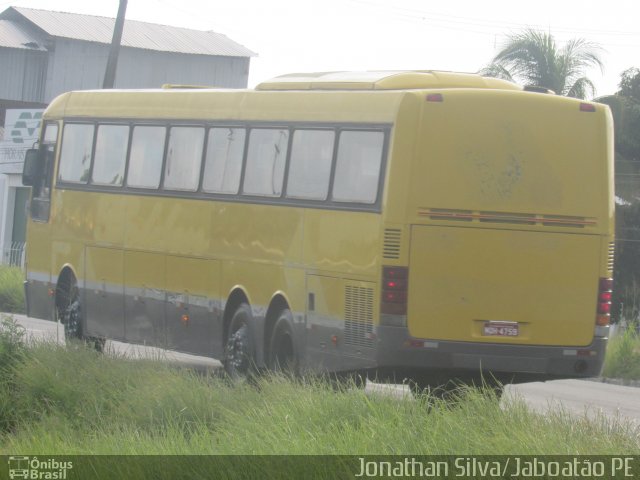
[347,0,640,38]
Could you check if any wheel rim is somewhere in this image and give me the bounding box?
[58,283,82,340]
[225,324,251,377]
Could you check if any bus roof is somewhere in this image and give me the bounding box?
[44,71,522,122]
[255,70,522,91]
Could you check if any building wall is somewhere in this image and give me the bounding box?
[0,47,48,103]
[0,174,28,266]
[44,39,250,102]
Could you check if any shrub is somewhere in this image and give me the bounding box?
[603,322,640,380]
[0,266,25,313]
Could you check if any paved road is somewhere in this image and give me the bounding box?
[7,313,640,428]
[505,379,640,427]
[8,313,221,370]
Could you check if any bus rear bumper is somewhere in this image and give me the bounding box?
[374,325,607,382]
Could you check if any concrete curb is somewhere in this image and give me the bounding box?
[586,376,640,388]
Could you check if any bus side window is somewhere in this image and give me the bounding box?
[332,131,384,204]
[163,126,204,192]
[58,124,94,184]
[126,126,166,189]
[286,129,334,200]
[92,125,129,186]
[242,128,289,197]
[202,128,246,194]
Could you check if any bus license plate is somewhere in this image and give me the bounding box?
[483,322,519,337]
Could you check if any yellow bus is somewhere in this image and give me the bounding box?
[22,71,614,391]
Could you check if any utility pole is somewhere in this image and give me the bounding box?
[103,0,128,89]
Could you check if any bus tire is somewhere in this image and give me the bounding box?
[223,303,256,380]
[56,275,83,341]
[269,310,297,374]
[56,275,105,352]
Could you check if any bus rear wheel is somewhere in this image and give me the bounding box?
[223,303,256,380]
[269,310,297,374]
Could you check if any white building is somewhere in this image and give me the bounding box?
[0,6,256,266]
[0,108,42,265]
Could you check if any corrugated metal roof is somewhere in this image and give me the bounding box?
[0,18,47,50]
[1,7,256,58]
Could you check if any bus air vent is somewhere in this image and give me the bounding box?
[418,208,596,228]
[607,242,615,275]
[383,228,402,259]
[344,285,374,348]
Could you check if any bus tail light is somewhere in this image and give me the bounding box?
[595,277,612,327]
[381,266,408,320]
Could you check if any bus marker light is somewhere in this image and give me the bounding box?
[331,335,338,346]
[595,277,612,325]
[384,267,408,279]
[599,292,612,302]
[579,103,596,112]
[382,266,409,314]
[181,314,189,324]
[426,93,443,102]
[599,278,613,291]
[48,288,55,297]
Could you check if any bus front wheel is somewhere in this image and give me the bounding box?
[223,303,256,380]
[56,275,83,341]
[56,275,105,352]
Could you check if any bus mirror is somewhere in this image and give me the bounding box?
[22,149,43,186]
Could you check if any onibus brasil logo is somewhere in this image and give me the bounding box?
[8,456,73,479]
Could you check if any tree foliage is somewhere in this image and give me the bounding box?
[480,29,603,99]
[599,68,640,321]
[619,67,640,103]
[613,203,640,322]
[599,68,640,163]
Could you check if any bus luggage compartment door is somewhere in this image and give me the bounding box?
[407,225,600,347]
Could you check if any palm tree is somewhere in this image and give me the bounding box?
[480,29,604,99]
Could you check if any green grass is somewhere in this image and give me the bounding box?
[603,323,640,380]
[0,342,637,456]
[0,265,24,313]
[0,317,638,478]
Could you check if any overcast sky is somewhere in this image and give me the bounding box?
[2,0,639,97]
